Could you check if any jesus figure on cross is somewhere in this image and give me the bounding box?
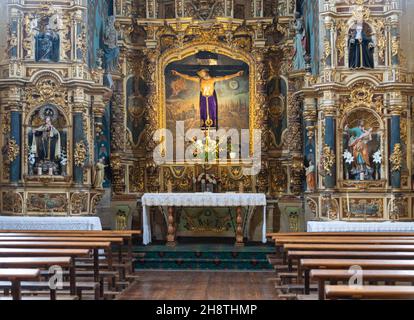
[172,69,244,129]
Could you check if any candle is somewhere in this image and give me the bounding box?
[347,193,350,214]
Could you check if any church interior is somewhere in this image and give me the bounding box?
[0,0,414,303]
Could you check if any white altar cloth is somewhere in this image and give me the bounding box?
[307,221,414,233]
[141,193,267,245]
[0,216,102,231]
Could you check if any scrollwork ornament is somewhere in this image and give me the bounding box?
[320,144,335,176]
[74,140,87,167]
[6,139,20,163]
[390,143,403,172]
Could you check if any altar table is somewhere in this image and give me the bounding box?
[307,221,414,233]
[0,216,102,231]
[141,193,267,246]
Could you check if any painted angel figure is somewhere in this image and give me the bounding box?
[171,69,244,129]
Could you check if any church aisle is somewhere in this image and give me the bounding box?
[117,271,280,300]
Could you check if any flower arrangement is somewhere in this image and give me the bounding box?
[28,151,36,166]
[373,150,382,164]
[60,150,68,166]
[342,150,354,164]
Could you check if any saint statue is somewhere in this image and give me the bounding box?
[348,24,375,69]
[93,158,108,189]
[35,25,60,62]
[293,12,307,70]
[305,160,316,192]
[345,120,373,179]
[103,16,120,72]
[31,116,61,162]
[171,69,244,129]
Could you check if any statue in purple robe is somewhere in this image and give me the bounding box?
[171,69,243,129]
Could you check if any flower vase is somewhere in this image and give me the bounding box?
[345,165,350,180]
[207,183,214,193]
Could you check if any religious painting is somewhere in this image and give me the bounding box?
[342,198,383,219]
[342,109,382,181]
[165,51,249,148]
[27,105,68,176]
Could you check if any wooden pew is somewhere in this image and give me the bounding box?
[275,238,414,245]
[0,269,40,300]
[301,259,414,294]
[325,285,414,300]
[267,232,414,237]
[0,231,138,270]
[287,250,414,272]
[0,241,110,291]
[311,269,414,300]
[0,257,73,300]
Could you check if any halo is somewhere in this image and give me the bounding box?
[39,104,58,122]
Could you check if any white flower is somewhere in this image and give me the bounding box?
[343,150,354,164]
[373,150,382,164]
[28,153,36,165]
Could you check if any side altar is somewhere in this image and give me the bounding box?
[141,193,267,246]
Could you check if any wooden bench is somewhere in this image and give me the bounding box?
[287,250,414,272]
[0,269,40,300]
[268,232,414,237]
[0,231,139,271]
[0,257,74,299]
[301,259,414,294]
[325,285,414,300]
[311,269,414,300]
[0,280,100,300]
[0,241,110,294]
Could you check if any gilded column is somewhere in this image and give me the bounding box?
[389,97,402,189]
[73,96,87,185]
[303,97,317,192]
[9,101,21,184]
[321,93,336,189]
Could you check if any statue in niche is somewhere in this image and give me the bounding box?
[35,20,60,62]
[103,16,120,73]
[93,157,108,189]
[293,12,307,70]
[348,23,375,69]
[171,69,244,129]
[29,106,63,175]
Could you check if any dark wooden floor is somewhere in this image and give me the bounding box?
[117,271,280,300]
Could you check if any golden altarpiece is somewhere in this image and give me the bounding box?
[0,0,111,216]
[0,0,413,235]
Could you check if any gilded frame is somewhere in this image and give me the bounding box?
[156,41,257,157]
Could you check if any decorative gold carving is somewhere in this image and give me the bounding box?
[74,141,87,167]
[25,78,68,108]
[6,139,19,163]
[71,192,88,214]
[390,143,403,172]
[129,164,145,193]
[90,193,103,214]
[2,192,23,214]
[320,145,335,176]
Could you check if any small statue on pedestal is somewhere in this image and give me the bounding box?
[93,158,108,189]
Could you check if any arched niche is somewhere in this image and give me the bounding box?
[340,107,384,182]
[26,104,69,176]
